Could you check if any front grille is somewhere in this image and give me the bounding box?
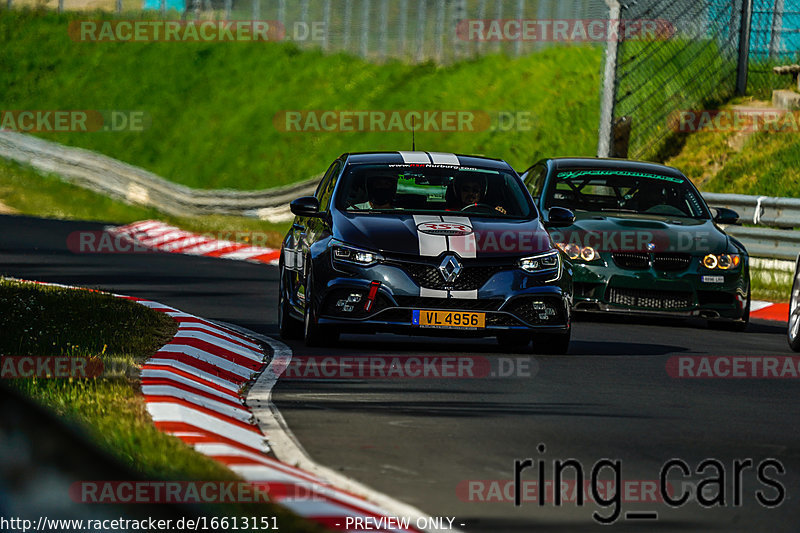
[612,252,650,269]
[503,297,566,326]
[393,296,503,311]
[653,253,691,271]
[606,287,693,310]
[402,264,506,291]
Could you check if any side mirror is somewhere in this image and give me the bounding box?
[290,196,321,217]
[713,207,740,225]
[546,207,576,228]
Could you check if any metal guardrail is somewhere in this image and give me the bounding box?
[0,131,319,222]
[0,131,798,261]
[703,192,800,262]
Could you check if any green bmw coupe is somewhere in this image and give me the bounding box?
[521,158,750,330]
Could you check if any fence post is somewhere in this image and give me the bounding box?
[224,0,231,19]
[476,0,486,56]
[736,0,754,96]
[415,0,427,62]
[379,0,388,61]
[278,0,286,31]
[343,0,352,51]
[770,0,785,58]
[252,0,259,22]
[398,0,408,57]
[452,0,467,61]
[435,0,445,62]
[597,0,621,158]
[5,0,11,9]
[322,0,331,51]
[514,0,524,56]
[58,0,63,12]
[361,0,371,58]
[161,0,166,17]
[493,0,503,53]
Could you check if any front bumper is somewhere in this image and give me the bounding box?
[570,256,748,320]
[315,258,572,336]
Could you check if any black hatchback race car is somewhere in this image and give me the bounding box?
[278,151,575,353]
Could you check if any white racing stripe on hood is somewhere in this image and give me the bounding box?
[413,214,449,257]
[441,216,477,258]
[427,152,460,166]
[399,151,432,164]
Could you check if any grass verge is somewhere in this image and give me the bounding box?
[0,278,327,531]
[0,158,290,247]
[1,9,603,190]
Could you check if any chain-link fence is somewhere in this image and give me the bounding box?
[602,0,800,162]
[601,0,747,161]
[749,0,800,96]
[2,0,611,63]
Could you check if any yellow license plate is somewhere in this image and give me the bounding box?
[413,310,485,329]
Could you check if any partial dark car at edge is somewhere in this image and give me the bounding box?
[279,151,574,353]
[520,157,750,330]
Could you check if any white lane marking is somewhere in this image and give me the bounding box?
[413,215,448,257]
[218,322,464,533]
[441,216,477,259]
[398,151,431,164]
[427,152,460,166]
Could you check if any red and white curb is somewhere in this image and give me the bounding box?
[108,220,280,265]
[752,300,790,322]
[13,279,435,532]
[126,297,434,533]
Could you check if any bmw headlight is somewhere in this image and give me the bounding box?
[702,253,741,270]
[556,242,600,262]
[519,250,561,281]
[332,242,381,266]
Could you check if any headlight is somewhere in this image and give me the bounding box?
[520,250,561,275]
[556,242,599,262]
[702,253,741,270]
[332,242,381,266]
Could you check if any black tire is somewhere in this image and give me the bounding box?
[496,331,533,352]
[707,287,751,332]
[532,328,571,355]
[278,261,303,340]
[789,256,800,352]
[303,265,339,347]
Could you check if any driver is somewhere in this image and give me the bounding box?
[354,173,398,210]
[449,174,506,214]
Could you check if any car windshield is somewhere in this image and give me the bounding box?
[543,168,710,219]
[336,163,534,219]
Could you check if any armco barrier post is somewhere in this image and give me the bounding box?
[361,0,370,58]
[415,0,426,62]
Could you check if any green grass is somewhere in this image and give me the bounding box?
[665,100,800,198]
[750,270,792,303]
[1,9,603,190]
[0,278,327,531]
[0,158,290,246]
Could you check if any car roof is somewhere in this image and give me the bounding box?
[546,157,686,179]
[342,151,514,171]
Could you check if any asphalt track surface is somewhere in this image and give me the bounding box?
[2,214,799,533]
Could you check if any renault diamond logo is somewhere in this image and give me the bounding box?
[646,242,656,252]
[439,255,463,283]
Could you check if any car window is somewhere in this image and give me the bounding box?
[524,164,547,199]
[544,168,710,219]
[335,163,535,219]
[314,160,340,201]
[318,161,341,211]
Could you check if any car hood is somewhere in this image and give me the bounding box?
[547,212,731,255]
[333,211,553,258]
